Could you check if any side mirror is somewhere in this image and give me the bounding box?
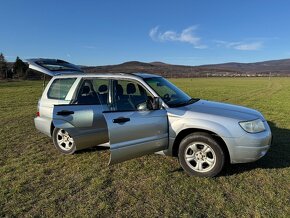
[153,97,163,110]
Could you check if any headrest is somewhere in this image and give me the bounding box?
[126,83,136,94]
[84,80,93,90]
[81,86,90,96]
[116,84,123,95]
[98,84,108,94]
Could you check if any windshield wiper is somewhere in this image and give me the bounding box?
[170,98,200,108]
[187,98,200,104]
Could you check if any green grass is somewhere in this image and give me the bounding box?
[1,78,290,217]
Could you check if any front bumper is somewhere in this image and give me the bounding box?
[224,129,272,164]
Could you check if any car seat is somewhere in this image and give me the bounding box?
[98,84,108,104]
[77,81,99,104]
[127,83,137,108]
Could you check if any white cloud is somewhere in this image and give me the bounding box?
[214,40,263,51]
[149,26,159,39]
[150,26,265,51]
[149,26,207,49]
[234,42,263,51]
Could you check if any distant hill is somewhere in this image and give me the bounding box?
[5,58,290,79]
[82,61,236,77]
[82,58,290,77]
[200,59,290,74]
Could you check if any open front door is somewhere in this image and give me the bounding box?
[105,79,169,165]
[104,109,168,165]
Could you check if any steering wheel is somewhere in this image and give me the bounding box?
[163,94,171,102]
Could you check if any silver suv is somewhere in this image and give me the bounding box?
[29,58,272,177]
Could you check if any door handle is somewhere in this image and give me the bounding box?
[57,110,74,116]
[113,117,130,123]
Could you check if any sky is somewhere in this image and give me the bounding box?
[1,0,290,66]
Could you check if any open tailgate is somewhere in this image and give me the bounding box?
[26,58,84,76]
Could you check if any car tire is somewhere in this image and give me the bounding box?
[178,132,224,177]
[52,128,76,154]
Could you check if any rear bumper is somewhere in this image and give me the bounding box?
[34,117,52,137]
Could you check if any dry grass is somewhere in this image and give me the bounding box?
[0,78,290,217]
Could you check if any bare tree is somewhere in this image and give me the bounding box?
[0,53,8,79]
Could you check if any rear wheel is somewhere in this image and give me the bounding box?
[52,128,76,154]
[178,132,224,177]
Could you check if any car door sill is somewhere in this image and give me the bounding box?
[97,142,110,147]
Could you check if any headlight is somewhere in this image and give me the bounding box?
[239,119,266,133]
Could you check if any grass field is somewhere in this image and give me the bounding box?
[1,78,290,217]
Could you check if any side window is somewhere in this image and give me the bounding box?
[47,78,76,100]
[74,78,109,106]
[112,80,153,111]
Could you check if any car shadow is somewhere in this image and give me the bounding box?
[76,145,109,154]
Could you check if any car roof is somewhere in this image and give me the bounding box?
[131,72,161,78]
[53,72,161,80]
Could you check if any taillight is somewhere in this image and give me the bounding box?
[36,111,40,117]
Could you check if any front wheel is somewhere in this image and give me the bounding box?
[52,128,76,154]
[178,132,224,177]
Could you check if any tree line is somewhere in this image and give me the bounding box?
[0,53,40,80]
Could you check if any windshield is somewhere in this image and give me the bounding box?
[144,77,199,107]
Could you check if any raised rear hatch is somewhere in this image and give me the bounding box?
[26,58,84,76]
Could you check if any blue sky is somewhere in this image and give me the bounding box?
[1,0,290,66]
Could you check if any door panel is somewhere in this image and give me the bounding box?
[53,105,109,150]
[103,109,168,164]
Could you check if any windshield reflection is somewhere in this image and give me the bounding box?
[144,77,199,107]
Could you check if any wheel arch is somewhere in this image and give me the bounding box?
[50,122,55,136]
[172,128,230,164]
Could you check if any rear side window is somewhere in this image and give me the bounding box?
[47,78,76,100]
[74,79,109,105]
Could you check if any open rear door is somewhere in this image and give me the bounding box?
[53,104,109,150]
[26,58,84,76]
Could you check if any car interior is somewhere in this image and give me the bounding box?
[114,81,153,111]
[74,80,101,105]
[73,79,153,111]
